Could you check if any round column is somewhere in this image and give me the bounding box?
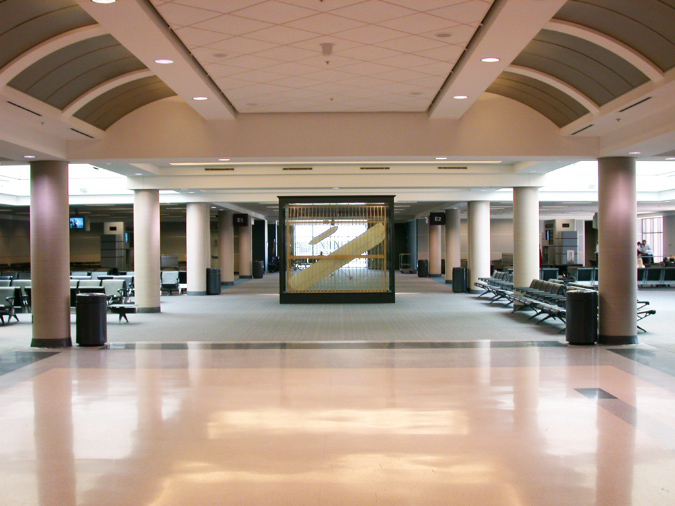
[468,201,491,292]
[445,208,461,283]
[429,220,442,276]
[133,190,160,312]
[513,187,540,289]
[239,219,252,278]
[186,203,208,295]
[30,161,71,348]
[218,210,234,285]
[598,157,637,344]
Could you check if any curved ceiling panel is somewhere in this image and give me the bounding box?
[0,0,95,69]
[554,0,675,72]
[73,76,176,131]
[8,34,147,110]
[488,72,590,128]
[513,29,649,107]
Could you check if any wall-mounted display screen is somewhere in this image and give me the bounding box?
[69,216,85,229]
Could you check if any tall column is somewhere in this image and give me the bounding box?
[239,218,252,278]
[186,203,209,295]
[429,221,442,276]
[133,189,160,312]
[513,187,540,289]
[468,201,491,292]
[30,161,71,347]
[598,157,637,344]
[218,210,234,285]
[445,208,461,283]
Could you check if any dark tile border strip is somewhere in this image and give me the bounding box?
[0,351,59,377]
[610,349,675,378]
[106,340,566,351]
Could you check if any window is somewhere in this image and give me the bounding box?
[639,216,663,262]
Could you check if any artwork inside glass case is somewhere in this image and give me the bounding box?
[279,197,395,303]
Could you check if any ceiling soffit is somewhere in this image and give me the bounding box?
[8,34,148,110]
[73,76,176,131]
[554,0,675,73]
[487,71,589,128]
[0,0,96,69]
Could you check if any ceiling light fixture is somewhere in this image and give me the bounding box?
[435,157,447,160]
[629,151,641,155]
[481,57,500,63]
[92,0,115,3]
[193,96,208,101]
[453,95,468,100]
[666,157,675,160]
[24,155,36,159]
[154,59,173,64]
[218,158,230,162]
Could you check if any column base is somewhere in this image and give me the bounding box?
[31,337,72,348]
[187,291,207,296]
[137,307,161,313]
[598,334,638,345]
[445,279,453,284]
[221,281,234,286]
[239,275,253,279]
[428,274,442,278]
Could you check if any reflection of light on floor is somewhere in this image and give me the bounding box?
[207,408,468,438]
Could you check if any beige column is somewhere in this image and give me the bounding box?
[513,187,540,289]
[445,208,461,283]
[468,201,491,293]
[239,218,252,278]
[133,189,161,312]
[429,220,442,276]
[186,203,209,295]
[30,161,71,347]
[598,157,638,344]
[218,210,234,285]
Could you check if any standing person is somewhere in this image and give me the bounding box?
[641,239,653,265]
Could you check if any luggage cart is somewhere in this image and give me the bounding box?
[399,253,413,273]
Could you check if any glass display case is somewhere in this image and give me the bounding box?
[279,196,395,303]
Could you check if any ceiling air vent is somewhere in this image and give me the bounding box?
[438,166,468,170]
[282,167,312,171]
[7,101,42,117]
[360,166,390,170]
[204,167,234,171]
[619,97,652,113]
[571,124,594,135]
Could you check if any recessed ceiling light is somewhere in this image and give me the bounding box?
[332,187,340,190]
[629,151,641,155]
[435,157,447,160]
[134,173,143,176]
[24,155,36,159]
[218,158,230,162]
[453,95,468,100]
[92,0,115,3]
[154,59,173,64]
[481,57,500,63]
[435,33,452,38]
[193,96,208,101]
[666,157,675,160]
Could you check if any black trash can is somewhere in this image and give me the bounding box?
[76,293,107,346]
[452,267,468,293]
[252,260,265,279]
[206,268,221,295]
[417,259,429,277]
[565,290,598,344]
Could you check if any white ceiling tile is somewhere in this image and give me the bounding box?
[381,12,460,34]
[171,0,267,14]
[405,74,447,89]
[428,1,492,24]
[375,81,434,95]
[383,0,469,12]
[223,54,281,70]
[175,27,227,47]
[339,61,398,75]
[272,87,326,99]
[234,1,318,24]
[191,47,245,65]
[413,61,453,76]
[290,36,363,53]
[155,3,221,26]
[226,83,284,99]
[337,45,401,61]
[203,62,251,78]
[245,25,318,44]
[269,76,323,88]
[206,36,278,54]
[303,80,362,93]
[265,62,321,76]
[330,1,417,23]
[337,75,391,89]
[420,24,479,45]
[225,69,290,83]
[336,25,408,44]
[276,0,365,13]
[302,69,360,83]
[414,44,464,62]
[254,46,317,62]
[193,14,273,35]
[212,77,256,90]
[374,68,428,82]
[295,55,363,69]
[376,34,447,53]
[375,53,439,69]
[286,12,366,34]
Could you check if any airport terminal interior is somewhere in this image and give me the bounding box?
[1,0,675,504]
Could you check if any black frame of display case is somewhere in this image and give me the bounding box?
[279,195,395,304]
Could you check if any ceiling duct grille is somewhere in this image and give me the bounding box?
[360,167,390,170]
[204,167,234,171]
[619,97,652,113]
[571,124,594,135]
[7,101,41,116]
[438,166,468,170]
[283,167,312,171]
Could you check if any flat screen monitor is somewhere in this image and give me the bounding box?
[69,216,85,229]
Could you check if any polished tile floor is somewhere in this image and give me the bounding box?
[1,342,675,505]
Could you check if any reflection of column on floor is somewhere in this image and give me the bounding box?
[34,369,76,504]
